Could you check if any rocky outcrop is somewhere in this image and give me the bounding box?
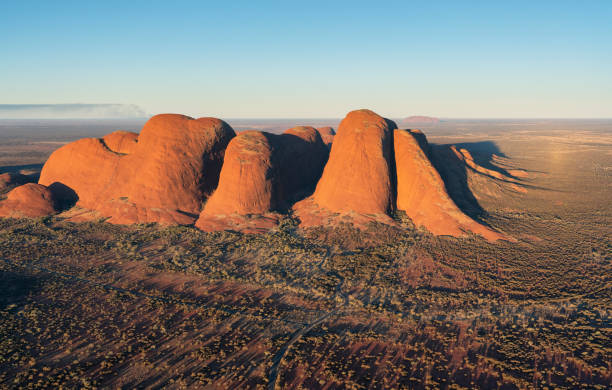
[102,130,138,154]
[39,114,236,224]
[0,183,57,218]
[394,130,503,241]
[310,109,396,215]
[195,126,328,232]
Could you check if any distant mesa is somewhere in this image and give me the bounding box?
[0,183,57,218]
[2,109,515,241]
[0,104,147,119]
[402,116,440,124]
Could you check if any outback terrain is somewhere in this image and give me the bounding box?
[0,117,610,389]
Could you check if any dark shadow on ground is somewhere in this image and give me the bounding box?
[0,268,44,309]
[0,164,43,181]
[450,141,518,178]
[48,182,79,210]
[0,163,43,176]
[430,144,487,220]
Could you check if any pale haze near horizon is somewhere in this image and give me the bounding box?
[1,1,611,119]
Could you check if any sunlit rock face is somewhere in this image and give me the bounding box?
[311,109,396,215]
[0,183,57,218]
[195,126,328,232]
[29,108,507,241]
[294,109,506,241]
[39,114,236,224]
[394,129,503,241]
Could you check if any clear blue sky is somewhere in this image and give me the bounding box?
[1,1,611,118]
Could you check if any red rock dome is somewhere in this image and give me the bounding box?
[0,183,57,218]
[39,114,236,224]
[311,109,396,215]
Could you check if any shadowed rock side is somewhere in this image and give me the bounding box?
[0,183,57,218]
[196,127,328,232]
[277,126,329,206]
[394,130,505,241]
[39,114,236,224]
[316,126,335,149]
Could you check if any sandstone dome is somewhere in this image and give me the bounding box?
[310,109,396,215]
[39,114,236,224]
[198,130,277,217]
[195,127,328,232]
[0,183,57,218]
[276,126,328,205]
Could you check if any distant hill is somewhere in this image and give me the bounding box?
[0,104,147,119]
[402,116,440,124]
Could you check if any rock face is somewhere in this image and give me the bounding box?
[39,114,236,224]
[199,131,277,217]
[316,127,335,149]
[196,127,328,231]
[102,130,138,154]
[311,109,396,215]
[0,183,57,218]
[394,130,503,241]
[277,126,329,205]
[29,108,509,241]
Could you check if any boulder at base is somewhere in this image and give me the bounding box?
[0,183,57,218]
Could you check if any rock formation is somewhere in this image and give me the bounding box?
[200,131,277,217]
[196,126,328,232]
[39,114,235,224]
[394,130,503,241]
[295,109,506,241]
[102,130,138,154]
[0,183,57,218]
[7,107,511,241]
[310,109,396,215]
[316,127,335,149]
